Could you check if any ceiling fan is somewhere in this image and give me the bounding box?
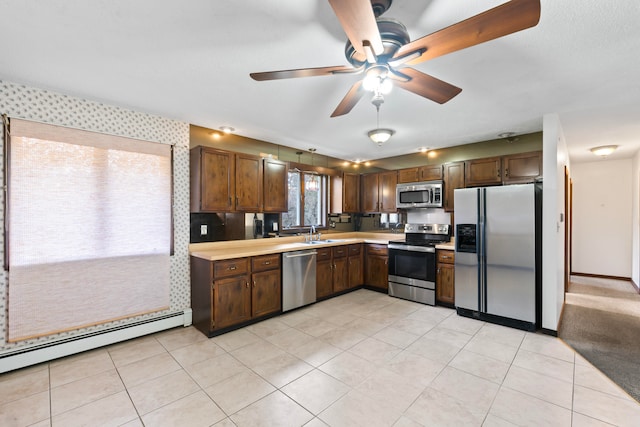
[250,0,541,117]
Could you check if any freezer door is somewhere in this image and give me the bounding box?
[484,185,536,322]
[454,188,480,311]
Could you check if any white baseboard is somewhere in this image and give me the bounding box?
[0,310,192,373]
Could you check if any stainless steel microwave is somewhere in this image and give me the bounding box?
[396,181,443,208]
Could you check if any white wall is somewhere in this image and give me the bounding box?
[542,114,569,331]
[571,160,633,277]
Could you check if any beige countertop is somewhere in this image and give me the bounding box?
[189,232,406,261]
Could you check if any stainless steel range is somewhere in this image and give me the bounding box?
[388,223,450,305]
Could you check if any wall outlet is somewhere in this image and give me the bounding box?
[200,224,208,235]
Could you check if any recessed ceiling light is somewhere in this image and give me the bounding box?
[219,126,235,134]
[418,147,428,153]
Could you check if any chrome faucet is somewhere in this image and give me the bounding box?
[310,225,316,241]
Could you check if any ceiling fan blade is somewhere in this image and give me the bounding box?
[250,65,357,81]
[393,68,462,104]
[328,0,384,56]
[394,0,541,66]
[331,80,366,117]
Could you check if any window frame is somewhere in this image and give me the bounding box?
[282,169,328,230]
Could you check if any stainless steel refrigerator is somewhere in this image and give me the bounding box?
[454,183,541,331]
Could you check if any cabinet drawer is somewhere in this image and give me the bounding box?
[332,246,348,258]
[251,254,280,272]
[366,244,388,256]
[347,244,361,256]
[214,257,249,279]
[316,248,332,261]
[437,250,455,264]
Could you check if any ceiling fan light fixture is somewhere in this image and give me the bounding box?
[368,128,395,146]
[590,145,618,157]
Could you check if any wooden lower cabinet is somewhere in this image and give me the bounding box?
[436,250,455,306]
[251,269,281,318]
[213,275,252,329]
[316,244,363,298]
[347,244,363,289]
[365,244,389,291]
[191,254,281,336]
[331,246,348,293]
[316,248,333,299]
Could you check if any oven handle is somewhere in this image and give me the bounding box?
[388,244,435,253]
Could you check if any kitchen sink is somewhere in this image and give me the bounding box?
[303,238,350,245]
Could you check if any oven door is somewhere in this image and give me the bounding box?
[388,245,436,285]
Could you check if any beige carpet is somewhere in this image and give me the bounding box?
[559,275,640,402]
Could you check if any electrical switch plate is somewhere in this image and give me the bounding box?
[200,224,208,235]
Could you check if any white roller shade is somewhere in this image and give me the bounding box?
[7,119,172,342]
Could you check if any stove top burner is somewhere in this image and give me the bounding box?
[389,223,451,251]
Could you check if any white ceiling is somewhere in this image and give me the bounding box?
[1,0,639,164]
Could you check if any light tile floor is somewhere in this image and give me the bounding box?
[1,289,640,426]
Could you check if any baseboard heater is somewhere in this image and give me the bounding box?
[0,308,192,374]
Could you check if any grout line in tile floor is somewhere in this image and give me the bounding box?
[1,289,639,427]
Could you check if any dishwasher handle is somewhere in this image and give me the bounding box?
[284,251,318,258]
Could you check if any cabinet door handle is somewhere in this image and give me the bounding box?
[253,280,256,288]
[505,168,509,177]
[497,169,501,178]
[264,261,270,265]
[229,265,237,271]
[245,281,249,288]
[437,268,440,274]
[441,256,450,260]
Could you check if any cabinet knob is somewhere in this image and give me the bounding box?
[497,170,501,178]
[245,281,249,288]
[264,261,270,265]
[253,280,256,288]
[505,168,509,177]
[229,265,237,270]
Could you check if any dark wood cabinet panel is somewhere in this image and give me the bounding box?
[235,153,263,211]
[443,162,465,212]
[397,165,442,183]
[365,244,388,291]
[251,269,281,318]
[263,158,288,212]
[397,167,419,183]
[419,165,443,181]
[214,258,250,280]
[213,276,252,329]
[342,173,360,213]
[465,156,502,187]
[347,244,363,288]
[360,173,379,212]
[379,171,398,212]
[190,146,234,212]
[333,257,349,293]
[436,250,455,306]
[316,260,333,299]
[502,151,542,184]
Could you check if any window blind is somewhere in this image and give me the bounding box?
[6,119,172,342]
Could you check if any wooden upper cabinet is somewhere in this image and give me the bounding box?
[419,165,443,181]
[502,151,542,184]
[330,173,360,213]
[465,156,502,187]
[378,171,397,212]
[235,153,263,212]
[342,173,360,213]
[443,161,465,212]
[263,158,288,212]
[398,165,442,183]
[190,146,234,212]
[397,167,420,183]
[360,173,379,213]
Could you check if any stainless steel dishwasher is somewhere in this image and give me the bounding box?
[282,249,317,312]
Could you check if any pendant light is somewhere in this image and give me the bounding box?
[368,93,395,146]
